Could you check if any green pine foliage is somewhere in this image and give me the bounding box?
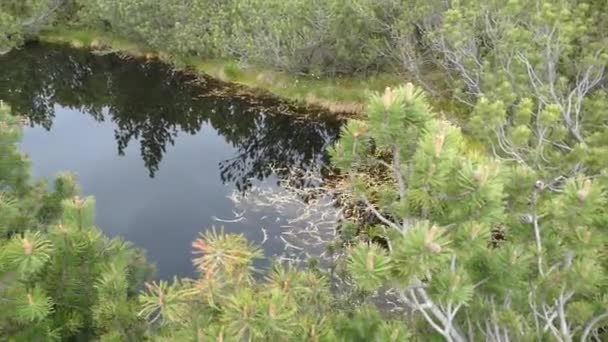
[136,228,409,341]
[0,104,152,340]
[0,0,66,53]
[333,84,608,341]
[3,1,608,340]
[69,0,393,75]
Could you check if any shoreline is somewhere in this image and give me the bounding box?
[39,28,404,117]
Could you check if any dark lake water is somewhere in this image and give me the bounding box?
[0,43,343,279]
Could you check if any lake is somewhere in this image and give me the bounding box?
[0,42,343,279]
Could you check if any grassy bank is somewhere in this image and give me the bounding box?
[40,28,404,116]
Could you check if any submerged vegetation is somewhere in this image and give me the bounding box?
[2,0,608,340]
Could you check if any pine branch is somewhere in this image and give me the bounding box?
[581,311,608,342]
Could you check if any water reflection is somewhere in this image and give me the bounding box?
[0,42,342,188]
[0,43,343,278]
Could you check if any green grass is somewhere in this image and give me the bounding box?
[39,28,404,115]
[40,28,158,57]
[186,57,407,114]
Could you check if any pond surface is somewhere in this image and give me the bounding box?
[0,43,342,279]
